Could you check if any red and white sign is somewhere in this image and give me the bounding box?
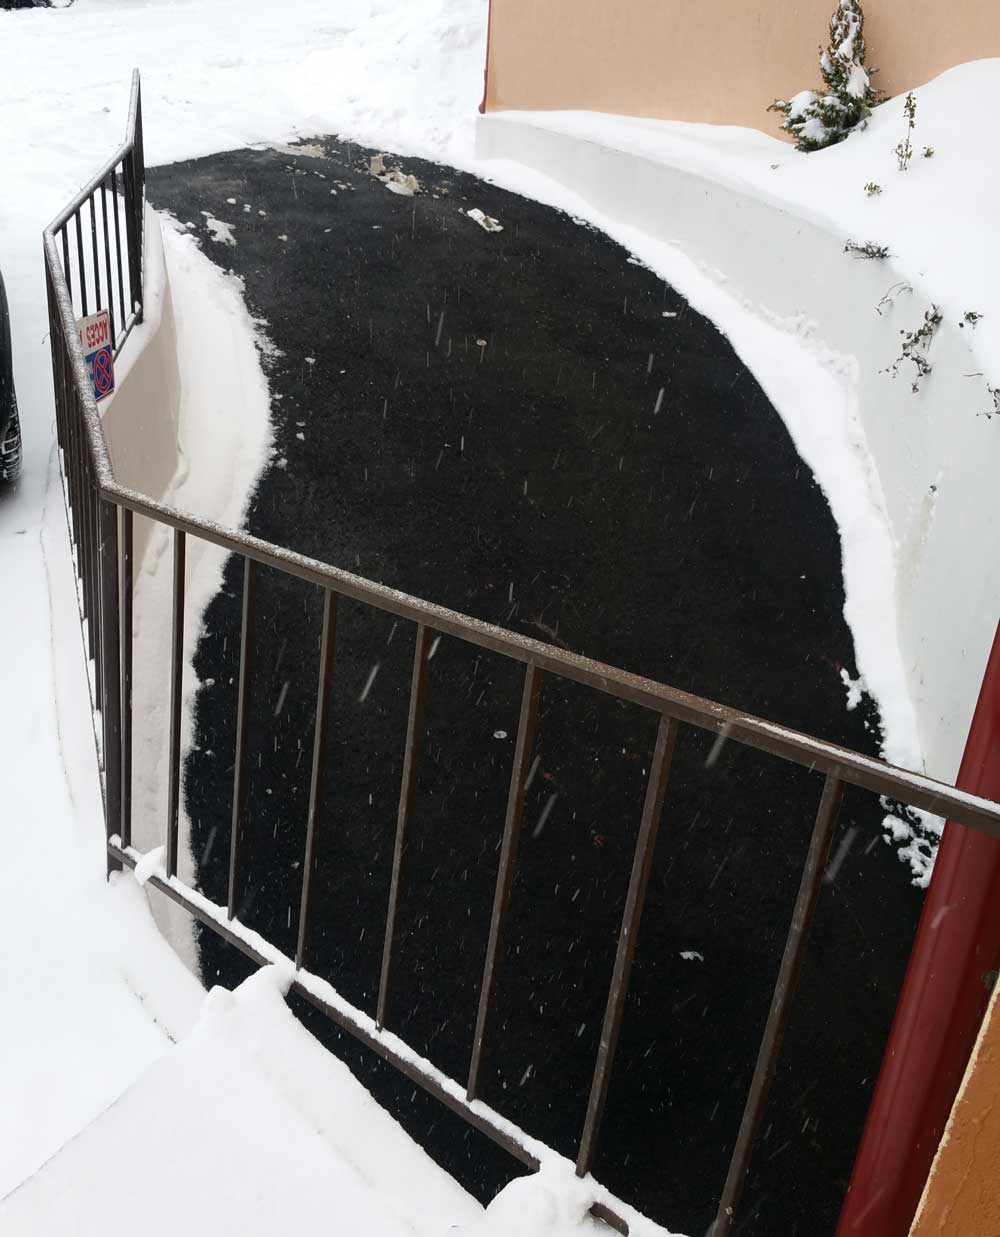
[76,310,115,403]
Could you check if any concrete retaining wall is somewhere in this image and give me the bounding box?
[101,206,182,567]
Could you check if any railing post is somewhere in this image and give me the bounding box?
[467,661,542,1099]
[576,714,680,1178]
[119,506,133,850]
[166,530,186,879]
[122,78,144,327]
[228,556,258,919]
[130,72,144,324]
[711,772,844,1237]
[99,499,123,875]
[297,589,339,970]
[836,616,1000,1237]
[377,623,431,1027]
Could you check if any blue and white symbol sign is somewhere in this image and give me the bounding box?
[76,310,115,403]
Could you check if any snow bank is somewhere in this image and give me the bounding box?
[0,472,204,1193]
[0,966,481,1237]
[128,219,275,971]
[475,65,1000,878]
[101,205,182,567]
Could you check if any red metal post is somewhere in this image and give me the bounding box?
[836,617,1000,1237]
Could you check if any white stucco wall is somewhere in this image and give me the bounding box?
[477,114,1000,782]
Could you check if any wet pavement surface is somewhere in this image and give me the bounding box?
[149,143,920,1237]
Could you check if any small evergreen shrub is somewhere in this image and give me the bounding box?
[770,0,881,151]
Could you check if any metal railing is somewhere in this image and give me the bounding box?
[51,71,145,357]
[43,71,1000,1237]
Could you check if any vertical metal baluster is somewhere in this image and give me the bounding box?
[710,773,845,1237]
[45,270,66,467]
[134,75,145,319]
[121,150,136,315]
[376,623,431,1027]
[76,433,92,634]
[83,422,95,620]
[165,530,186,878]
[99,500,123,875]
[228,557,258,919]
[61,226,73,307]
[100,181,116,343]
[64,365,80,540]
[75,209,88,316]
[296,589,339,970]
[71,387,85,555]
[467,661,542,1099]
[119,507,134,850]
[576,715,680,1178]
[87,467,103,704]
[89,193,102,312]
[110,166,126,339]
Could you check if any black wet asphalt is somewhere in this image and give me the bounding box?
[149,143,919,1237]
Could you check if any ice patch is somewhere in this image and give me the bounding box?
[466,208,503,233]
[199,212,237,247]
[265,140,326,159]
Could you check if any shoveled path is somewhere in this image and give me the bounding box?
[149,143,919,1237]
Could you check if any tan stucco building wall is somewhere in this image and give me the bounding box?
[910,981,1000,1236]
[482,1,1000,132]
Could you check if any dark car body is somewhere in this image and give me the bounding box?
[0,269,22,483]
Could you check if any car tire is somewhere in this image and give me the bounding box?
[1,403,22,484]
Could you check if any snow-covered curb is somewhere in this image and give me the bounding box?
[101,205,183,567]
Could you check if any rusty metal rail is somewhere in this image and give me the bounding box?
[44,71,1000,1237]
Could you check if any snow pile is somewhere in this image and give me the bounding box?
[0,966,482,1236]
[477,62,1000,880]
[289,0,488,163]
[492,61,1000,411]
[128,219,275,968]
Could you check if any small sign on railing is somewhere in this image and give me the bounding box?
[76,310,115,403]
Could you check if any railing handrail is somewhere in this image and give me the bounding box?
[47,143,136,239]
[89,471,1000,836]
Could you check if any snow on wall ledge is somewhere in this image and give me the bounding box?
[101,206,182,567]
[475,111,999,787]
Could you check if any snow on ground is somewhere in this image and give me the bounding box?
[126,216,276,972]
[507,62,1000,401]
[462,71,1000,881]
[1,0,997,1220]
[0,966,482,1236]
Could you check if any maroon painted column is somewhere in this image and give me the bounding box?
[836,618,1000,1237]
